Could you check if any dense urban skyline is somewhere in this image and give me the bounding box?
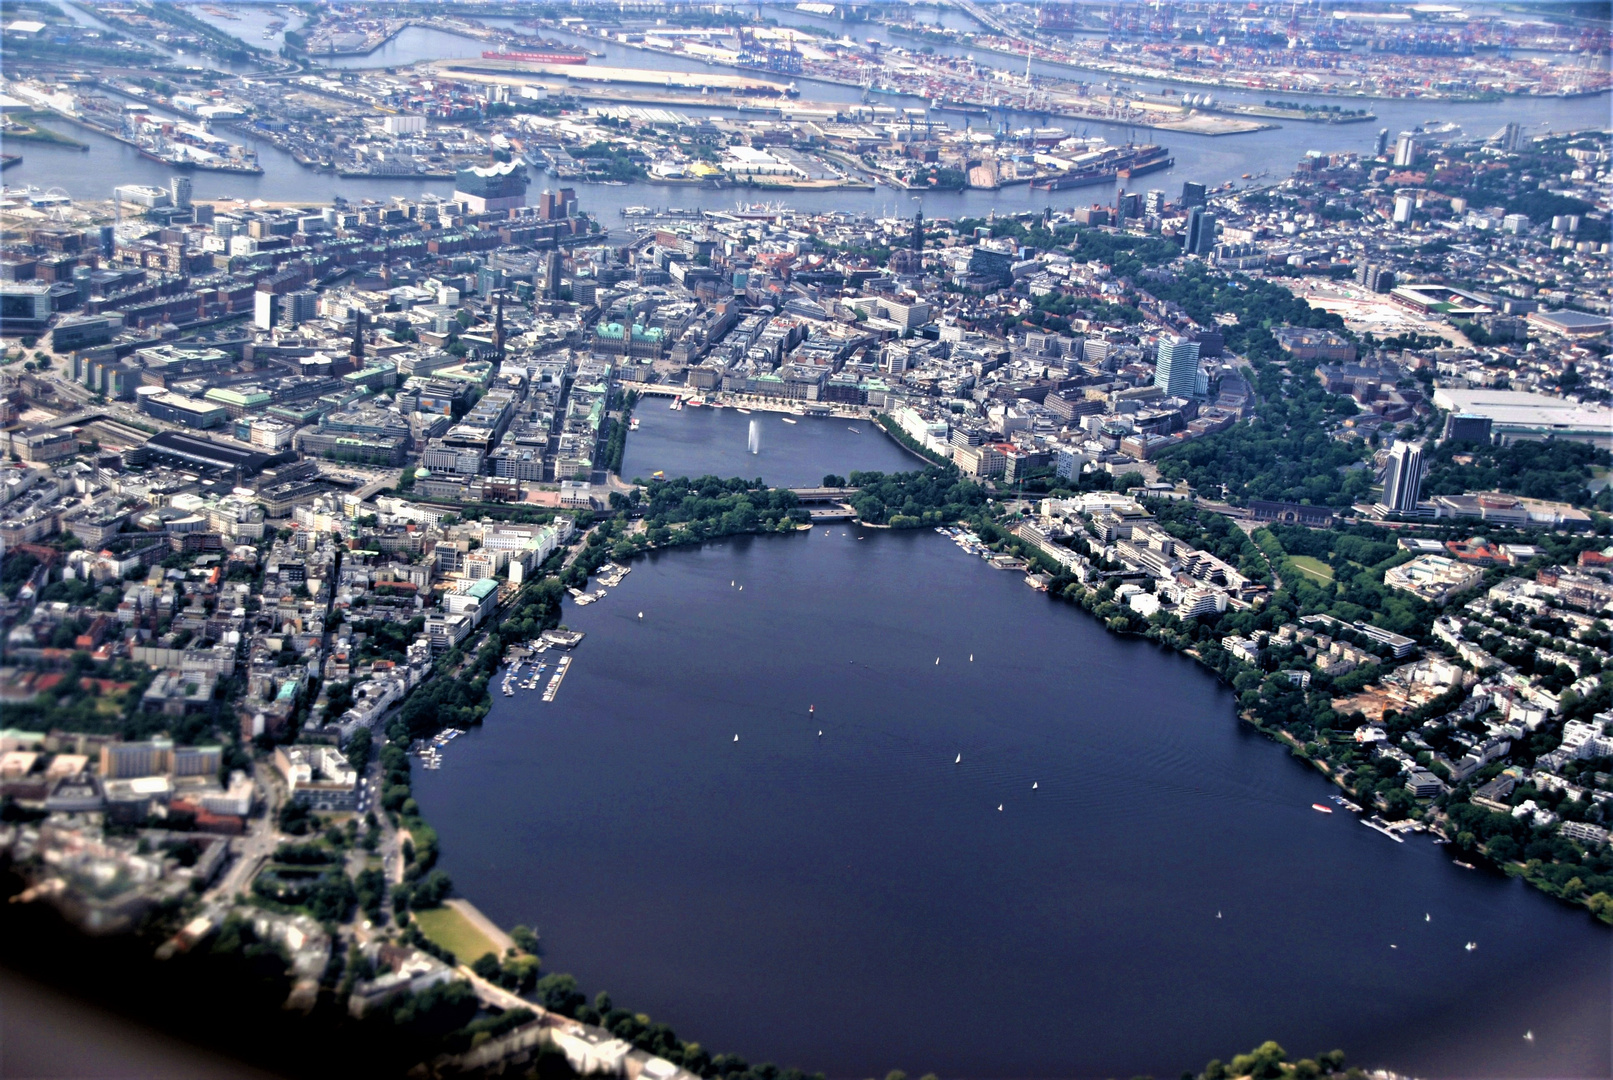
[0,2,1610,1078]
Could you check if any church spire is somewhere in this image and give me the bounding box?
[494,294,505,360]
[350,309,365,361]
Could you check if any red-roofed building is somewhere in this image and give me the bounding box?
[1447,537,1503,566]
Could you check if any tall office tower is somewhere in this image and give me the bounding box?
[1144,189,1167,216]
[1393,132,1423,167]
[1117,190,1141,223]
[911,209,924,251]
[544,249,562,300]
[1184,207,1216,255]
[170,176,192,210]
[1356,263,1395,293]
[1153,336,1202,397]
[286,290,318,326]
[1501,121,1525,151]
[253,290,281,331]
[1393,194,1414,225]
[1180,181,1207,208]
[1373,128,1389,158]
[1382,441,1425,513]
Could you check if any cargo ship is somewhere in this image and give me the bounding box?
[482,49,588,64]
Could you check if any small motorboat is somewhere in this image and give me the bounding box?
[1312,803,1333,814]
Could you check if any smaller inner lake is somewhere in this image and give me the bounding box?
[619,404,921,488]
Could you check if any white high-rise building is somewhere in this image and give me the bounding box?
[1382,441,1425,514]
[1393,133,1424,168]
[253,290,280,330]
[1153,337,1201,398]
[170,176,192,210]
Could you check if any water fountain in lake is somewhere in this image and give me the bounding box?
[747,418,761,455]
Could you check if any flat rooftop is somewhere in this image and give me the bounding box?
[1431,388,1613,443]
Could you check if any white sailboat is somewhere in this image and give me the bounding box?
[1032,782,1038,789]
[969,654,974,661]
[934,657,939,665]
[955,753,961,764]
[733,734,739,742]
[997,804,1003,811]
[638,612,644,619]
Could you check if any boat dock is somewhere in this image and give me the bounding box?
[1363,815,1406,843]
[542,655,573,702]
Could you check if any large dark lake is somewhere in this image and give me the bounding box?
[619,406,920,489]
[415,529,1611,1080]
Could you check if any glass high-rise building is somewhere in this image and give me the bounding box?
[1184,207,1216,256]
[1154,337,1201,397]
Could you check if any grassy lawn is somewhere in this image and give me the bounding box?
[412,905,500,964]
[1288,555,1335,583]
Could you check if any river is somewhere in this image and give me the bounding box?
[414,527,1611,1080]
[620,406,919,489]
[5,16,1608,222]
[181,2,310,58]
